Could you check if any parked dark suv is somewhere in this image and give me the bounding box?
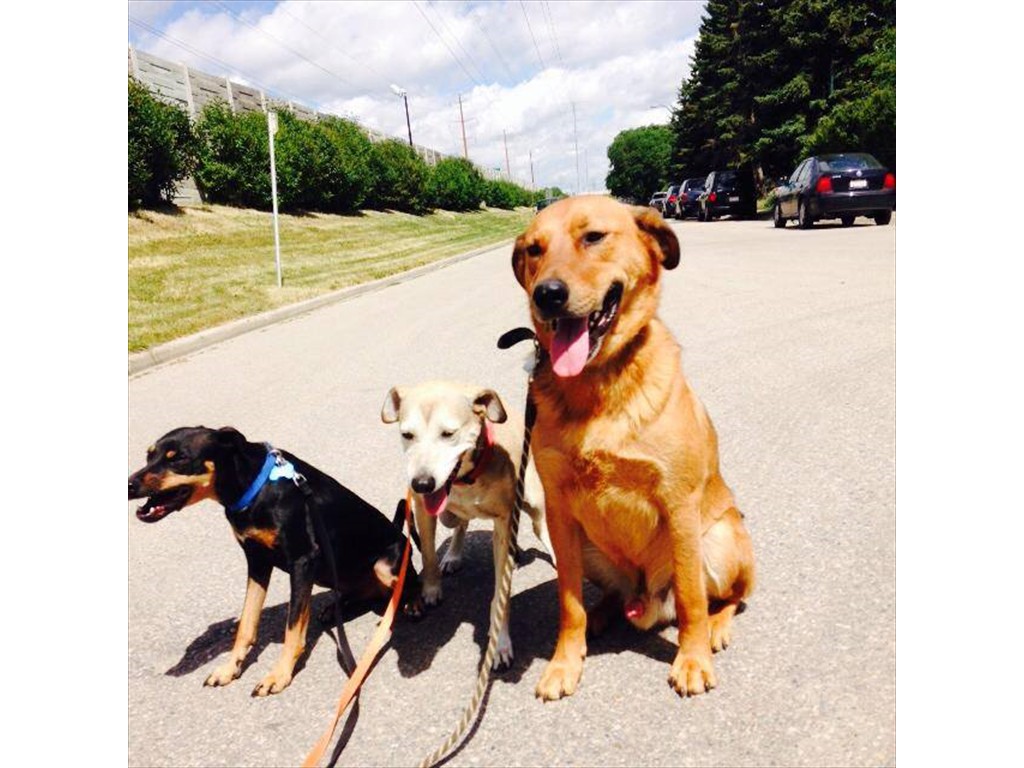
[697,168,757,221]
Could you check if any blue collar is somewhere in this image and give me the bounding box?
[227,445,278,513]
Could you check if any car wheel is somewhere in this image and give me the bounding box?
[874,210,892,225]
[841,215,855,227]
[798,200,813,229]
[773,203,786,228]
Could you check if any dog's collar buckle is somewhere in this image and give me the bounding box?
[227,444,300,513]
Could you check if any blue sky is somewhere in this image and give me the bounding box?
[128,0,706,193]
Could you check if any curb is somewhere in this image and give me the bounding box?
[128,239,513,377]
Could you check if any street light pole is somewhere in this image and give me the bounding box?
[391,84,413,147]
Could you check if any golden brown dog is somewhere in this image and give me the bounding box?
[511,195,755,700]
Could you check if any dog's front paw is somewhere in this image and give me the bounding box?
[535,654,583,701]
[204,659,242,688]
[439,550,463,574]
[668,651,717,697]
[422,582,443,606]
[251,670,293,697]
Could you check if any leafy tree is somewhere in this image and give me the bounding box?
[128,78,198,209]
[425,157,486,211]
[605,125,674,203]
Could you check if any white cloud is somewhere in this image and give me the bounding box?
[128,0,705,193]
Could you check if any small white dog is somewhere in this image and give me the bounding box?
[381,381,551,668]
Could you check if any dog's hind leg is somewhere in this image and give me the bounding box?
[205,556,271,689]
[440,519,467,574]
[702,507,755,653]
[252,560,313,697]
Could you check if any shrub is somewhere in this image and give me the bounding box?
[366,139,431,214]
[194,102,272,209]
[319,116,375,212]
[484,179,535,209]
[424,157,486,211]
[128,78,198,209]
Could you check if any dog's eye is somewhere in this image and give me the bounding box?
[440,430,456,440]
[526,243,542,257]
[583,231,606,246]
[401,431,414,441]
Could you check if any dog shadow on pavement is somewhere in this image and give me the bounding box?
[164,530,680,686]
[389,530,679,683]
[165,591,338,681]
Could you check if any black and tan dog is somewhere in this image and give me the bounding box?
[128,426,421,696]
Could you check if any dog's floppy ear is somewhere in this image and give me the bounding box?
[633,206,680,270]
[472,389,507,423]
[511,234,528,288]
[381,387,403,424]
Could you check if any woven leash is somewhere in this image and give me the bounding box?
[301,494,414,768]
[417,330,540,768]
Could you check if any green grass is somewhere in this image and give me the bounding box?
[128,204,534,352]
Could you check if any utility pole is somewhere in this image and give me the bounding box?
[572,102,581,195]
[529,149,535,189]
[503,129,511,180]
[458,94,468,159]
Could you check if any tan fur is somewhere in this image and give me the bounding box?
[511,195,755,700]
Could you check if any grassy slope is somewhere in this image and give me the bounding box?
[128,204,533,352]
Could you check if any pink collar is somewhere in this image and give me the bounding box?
[455,421,495,485]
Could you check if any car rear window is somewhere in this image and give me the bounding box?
[686,178,705,189]
[717,171,737,184]
[819,154,883,172]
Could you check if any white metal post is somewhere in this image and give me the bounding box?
[267,111,282,288]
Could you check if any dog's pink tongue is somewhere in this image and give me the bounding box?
[423,487,449,517]
[550,317,589,377]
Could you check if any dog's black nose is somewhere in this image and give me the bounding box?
[411,475,436,494]
[533,279,569,315]
[128,477,140,498]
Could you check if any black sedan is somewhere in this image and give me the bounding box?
[773,153,895,228]
[697,168,757,221]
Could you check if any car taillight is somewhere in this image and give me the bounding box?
[884,173,895,189]
[668,195,677,203]
[815,176,833,193]
[709,191,717,202]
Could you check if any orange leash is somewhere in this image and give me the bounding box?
[301,494,413,768]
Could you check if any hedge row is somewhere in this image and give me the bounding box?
[128,78,542,213]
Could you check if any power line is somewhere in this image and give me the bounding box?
[427,2,489,86]
[473,15,516,82]
[519,1,547,71]
[276,4,393,92]
[212,0,360,93]
[128,16,316,110]
[542,1,564,67]
[412,0,484,89]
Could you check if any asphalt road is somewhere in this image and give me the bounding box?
[128,212,895,767]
